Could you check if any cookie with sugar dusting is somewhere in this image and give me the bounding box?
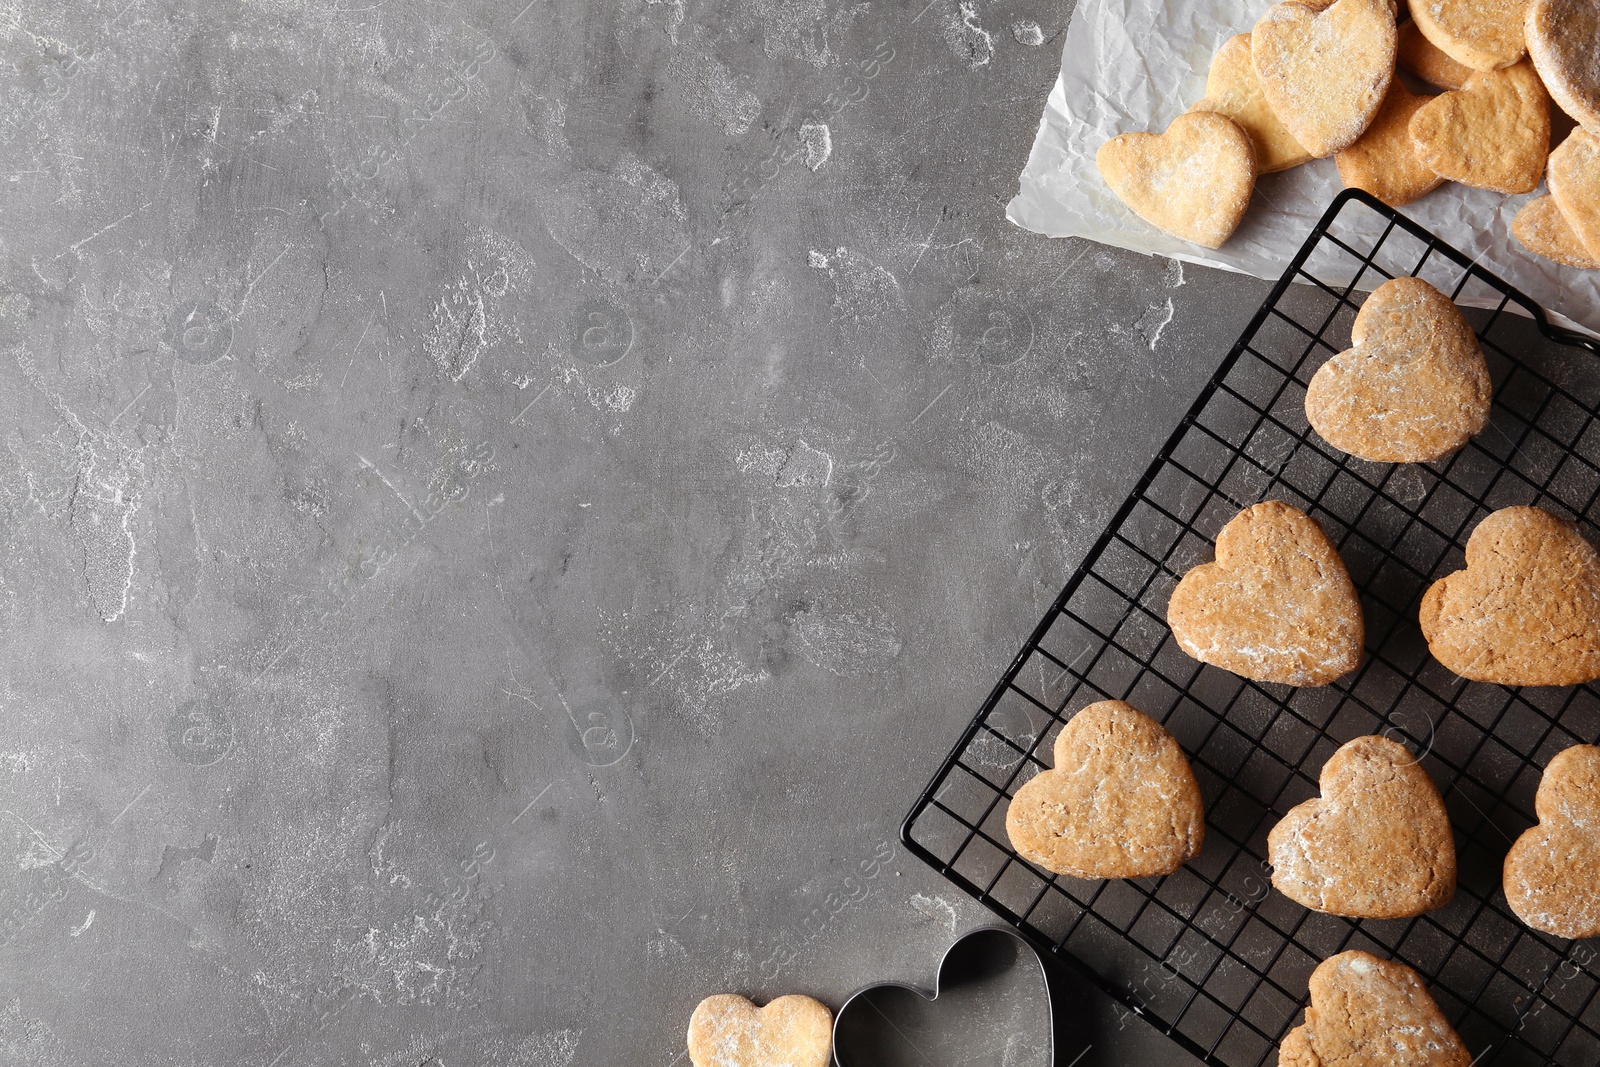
[1549,127,1600,262]
[688,995,831,1067]
[1526,0,1600,131]
[1269,735,1456,918]
[1167,501,1363,686]
[1411,0,1528,71]
[1280,952,1471,1067]
[1252,0,1397,157]
[1335,82,1447,206]
[1419,506,1600,686]
[1097,111,1257,248]
[1410,60,1550,193]
[1305,277,1490,462]
[1505,744,1600,939]
[1190,33,1313,173]
[1399,19,1474,89]
[1513,195,1600,268]
[1006,700,1204,880]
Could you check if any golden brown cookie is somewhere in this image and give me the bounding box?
[1269,735,1456,918]
[1335,82,1449,205]
[1191,34,1314,173]
[1410,60,1551,193]
[1549,127,1600,260]
[1005,700,1204,879]
[688,995,832,1067]
[1096,112,1257,248]
[1399,19,1475,89]
[1504,745,1600,939]
[1281,952,1471,1067]
[1513,194,1600,268]
[1278,1026,1319,1067]
[1305,277,1490,462]
[1168,501,1363,686]
[1419,506,1600,686]
[1252,0,1398,157]
[1526,0,1600,132]
[1411,0,1529,71]
[1295,0,1402,9]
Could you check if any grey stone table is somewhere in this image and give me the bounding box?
[0,1,1272,1063]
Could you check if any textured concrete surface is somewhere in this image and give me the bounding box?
[0,0,1269,1063]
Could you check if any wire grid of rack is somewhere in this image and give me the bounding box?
[903,190,1600,1067]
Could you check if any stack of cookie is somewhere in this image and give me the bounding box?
[1003,275,1600,1062]
[1093,0,1600,269]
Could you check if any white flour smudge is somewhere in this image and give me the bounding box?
[946,1,996,67]
[643,0,685,42]
[557,367,642,415]
[540,153,688,284]
[798,121,832,170]
[760,0,836,66]
[954,421,1065,537]
[910,892,959,931]
[668,50,762,136]
[790,607,902,677]
[1137,298,1175,351]
[424,230,530,382]
[735,445,788,479]
[599,611,766,738]
[67,438,144,623]
[697,638,768,697]
[1012,20,1045,45]
[14,376,149,622]
[601,385,636,412]
[425,280,491,382]
[0,999,61,1063]
[616,154,683,212]
[508,1029,580,1067]
[812,246,921,392]
[774,441,833,488]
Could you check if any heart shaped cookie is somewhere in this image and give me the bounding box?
[1419,506,1600,686]
[1410,60,1551,193]
[1549,127,1600,262]
[1279,952,1471,1067]
[1269,735,1456,918]
[688,994,832,1067]
[1513,194,1600,269]
[1167,500,1363,686]
[1335,82,1448,206]
[1190,34,1313,173]
[1527,0,1600,131]
[1504,744,1600,938]
[1304,277,1491,461]
[1005,700,1204,879]
[1411,0,1528,71]
[1096,111,1256,248]
[1252,0,1397,157]
[1399,19,1474,89]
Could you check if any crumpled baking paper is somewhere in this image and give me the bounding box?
[1006,0,1600,337]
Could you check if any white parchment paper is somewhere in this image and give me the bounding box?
[1006,0,1600,336]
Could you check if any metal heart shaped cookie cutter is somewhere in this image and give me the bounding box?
[832,925,1054,1067]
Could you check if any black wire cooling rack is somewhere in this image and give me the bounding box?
[904,189,1600,1067]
